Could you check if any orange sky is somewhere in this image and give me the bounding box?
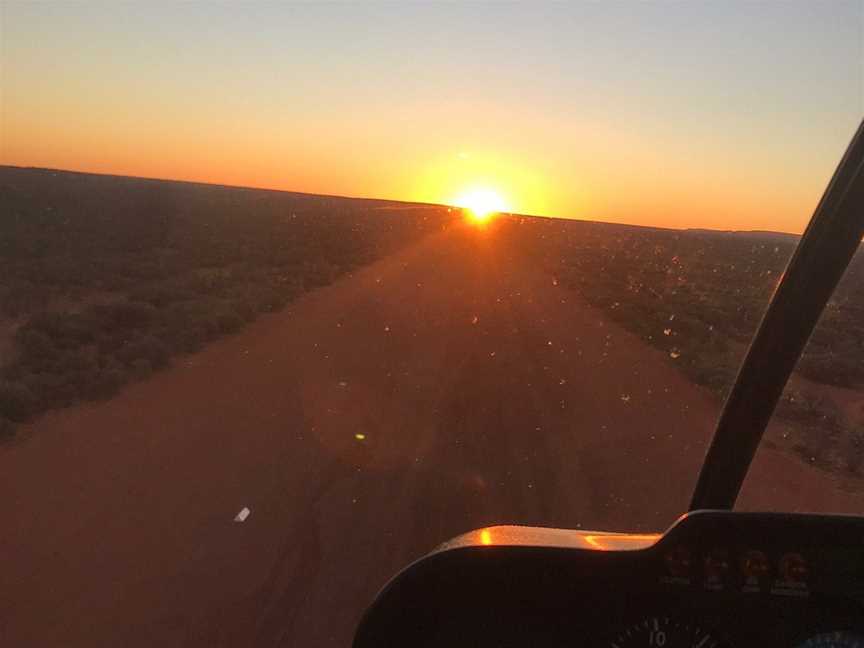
[2,3,862,233]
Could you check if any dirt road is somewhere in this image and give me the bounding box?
[2,223,862,647]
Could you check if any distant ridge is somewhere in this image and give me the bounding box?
[0,165,803,239]
[0,164,448,211]
[685,227,801,240]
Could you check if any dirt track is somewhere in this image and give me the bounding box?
[2,223,862,647]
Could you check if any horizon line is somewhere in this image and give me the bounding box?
[0,163,804,237]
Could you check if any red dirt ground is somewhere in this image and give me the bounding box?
[2,223,862,647]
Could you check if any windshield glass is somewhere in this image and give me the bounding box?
[1,2,862,646]
[740,246,864,512]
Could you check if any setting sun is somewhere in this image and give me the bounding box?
[453,188,510,223]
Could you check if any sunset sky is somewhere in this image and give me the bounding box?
[2,1,862,233]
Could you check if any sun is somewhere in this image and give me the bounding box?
[453,188,510,224]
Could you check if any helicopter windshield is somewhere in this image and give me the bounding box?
[0,2,862,647]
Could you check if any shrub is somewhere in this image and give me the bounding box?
[21,371,71,410]
[797,347,864,389]
[107,301,157,329]
[130,282,195,307]
[235,299,257,322]
[16,328,57,358]
[130,358,152,379]
[0,381,37,422]
[1,281,51,317]
[216,311,244,334]
[88,361,128,400]
[0,415,16,441]
[23,311,95,346]
[777,389,841,431]
[176,326,208,353]
[116,335,170,369]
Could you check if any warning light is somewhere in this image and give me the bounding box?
[741,550,770,580]
[780,553,809,584]
[665,545,692,577]
[704,548,731,580]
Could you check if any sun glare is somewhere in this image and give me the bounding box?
[453,188,510,224]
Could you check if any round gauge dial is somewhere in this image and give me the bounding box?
[795,632,864,647]
[608,615,728,648]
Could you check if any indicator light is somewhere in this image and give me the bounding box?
[741,549,770,580]
[704,547,731,580]
[664,545,692,577]
[779,552,809,584]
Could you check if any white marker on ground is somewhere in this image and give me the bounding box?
[234,507,251,522]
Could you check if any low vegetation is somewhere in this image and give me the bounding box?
[4,169,861,479]
[505,216,864,477]
[0,167,452,438]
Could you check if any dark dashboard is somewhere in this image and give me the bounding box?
[353,511,864,647]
